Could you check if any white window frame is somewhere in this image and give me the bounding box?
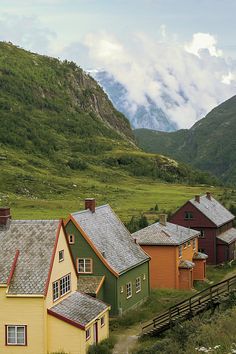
[135,277,141,293]
[6,325,26,346]
[126,282,132,299]
[77,258,93,274]
[59,250,64,262]
[68,234,75,244]
[86,328,91,340]
[53,273,71,302]
[185,211,193,220]
[101,316,105,327]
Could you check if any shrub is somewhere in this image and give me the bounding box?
[88,337,116,354]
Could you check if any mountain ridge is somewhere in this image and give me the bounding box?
[0,42,217,200]
[134,95,236,184]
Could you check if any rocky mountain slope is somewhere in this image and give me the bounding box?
[90,70,177,132]
[0,42,217,199]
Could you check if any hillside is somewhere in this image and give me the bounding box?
[135,95,236,184]
[0,42,219,219]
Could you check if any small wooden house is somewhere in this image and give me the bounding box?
[171,193,236,264]
[132,215,207,290]
[65,198,150,316]
[0,208,110,354]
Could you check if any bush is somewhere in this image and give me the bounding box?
[67,158,88,170]
[88,337,116,354]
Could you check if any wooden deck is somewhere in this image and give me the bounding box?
[142,275,236,337]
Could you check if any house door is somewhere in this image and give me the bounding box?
[93,322,98,344]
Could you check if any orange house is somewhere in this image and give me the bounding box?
[132,215,208,290]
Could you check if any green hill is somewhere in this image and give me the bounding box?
[0,42,219,219]
[135,95,236,184]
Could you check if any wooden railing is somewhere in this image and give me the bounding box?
[142,275,236,337]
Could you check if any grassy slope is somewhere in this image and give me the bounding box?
[134,95,236,184]
[0,42,221,220]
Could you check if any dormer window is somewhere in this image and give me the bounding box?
[68,234,75,244]
[185,211,193,220]
[59,250,64,262]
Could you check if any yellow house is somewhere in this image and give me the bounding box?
[0,207,110,354]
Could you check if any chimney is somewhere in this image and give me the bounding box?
[195,195,200,203]
[85,198,96,213]
[159,214,167,226]
[134,238,137,244]
[206,192,211,200]
[0,207,11,226]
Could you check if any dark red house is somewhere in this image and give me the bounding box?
[171,193,236,264]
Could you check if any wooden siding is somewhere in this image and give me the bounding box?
[0,288,45,354]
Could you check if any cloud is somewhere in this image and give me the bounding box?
[185,32,223,57]
[0,14,56,54]
[83,30,236,129]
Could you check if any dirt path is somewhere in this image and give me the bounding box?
[112,323,142,354]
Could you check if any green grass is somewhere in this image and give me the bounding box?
[110,289,192,332]
[2,180,223,222]
[133,299,236,354]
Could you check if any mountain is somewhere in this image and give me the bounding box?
[134,95,236,184]
[0,42,217,201]
[89,70,177,132]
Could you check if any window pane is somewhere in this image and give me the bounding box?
[7,327,16,344]
[17,327,25,344]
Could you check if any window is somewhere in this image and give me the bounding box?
[120,286,124,293]
[101,316,105,327]
[78,258,92,273]
[187,240,191,247]
[199,230,205,239]
[136,277,141,293]
[60,274,71,296]
[6,325,26,346]
[193,238,196,250]
[59,250,64,262]
[184,211,193,220]
[126,282,132,299]
[68,234,75,244]
[86,328,91,340]
[179,245,182,257]
[53,281,59,301]
[53,274,71,301]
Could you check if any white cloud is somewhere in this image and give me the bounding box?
[185,32,223,57]
[0,14,56,54]
[83,30,236,129]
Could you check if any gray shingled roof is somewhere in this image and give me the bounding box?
[48,291,109,328]
[132,222,199,246]
[193,252,208,260]
[0,220,59,294]
[217,228,236,244]
[189,195,234,227]
[77,276,104,295]
[72,205,149,274]
[179,260,195,269]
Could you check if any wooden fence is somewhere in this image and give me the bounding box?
[142,275,236,337]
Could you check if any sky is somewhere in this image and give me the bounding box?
[0,0,235,129]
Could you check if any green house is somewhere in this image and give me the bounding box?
[65,198,150,316]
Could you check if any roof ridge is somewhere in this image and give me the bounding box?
[72,204,110,216]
